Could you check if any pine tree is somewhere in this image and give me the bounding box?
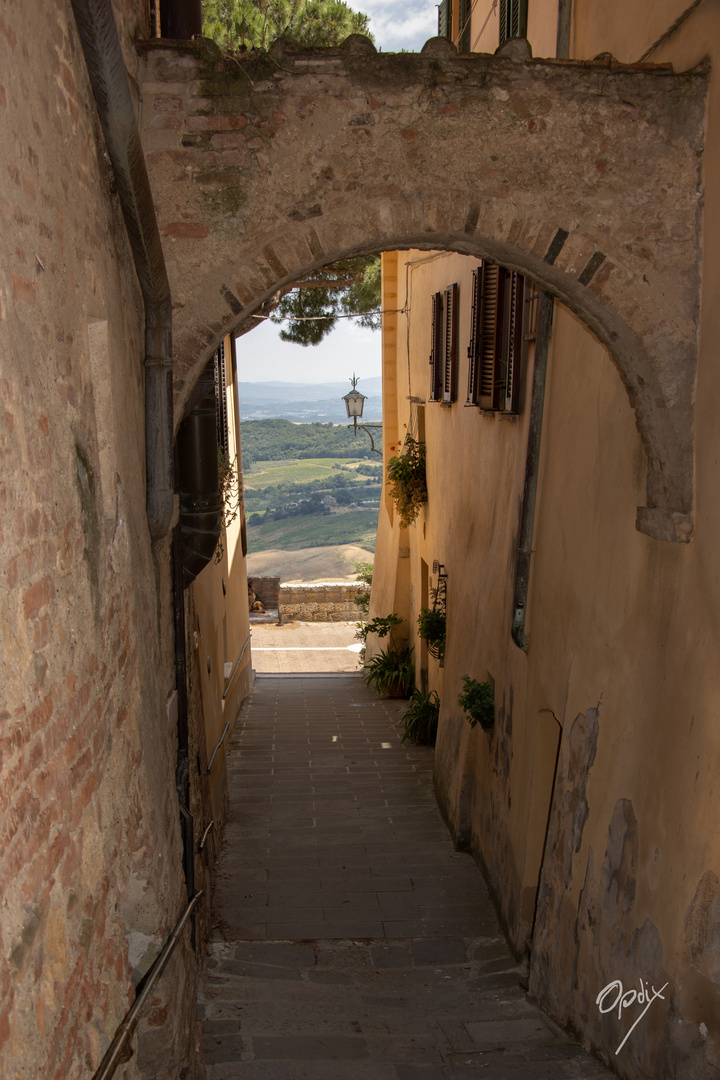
[202,0,372,52]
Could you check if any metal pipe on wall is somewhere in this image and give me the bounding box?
[69,0,174,539]
[511,290,554,651]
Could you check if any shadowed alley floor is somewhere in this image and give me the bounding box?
[199,675,613,1079]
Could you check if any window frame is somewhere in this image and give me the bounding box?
[442,282,459,405]
[499,0,528,45]
[467,261,530,414]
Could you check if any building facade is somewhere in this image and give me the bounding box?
[369,3,720,1078]
[1,0,718,1078]
[0,5,251,1077]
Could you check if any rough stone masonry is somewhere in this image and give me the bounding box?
[137,35,707,538]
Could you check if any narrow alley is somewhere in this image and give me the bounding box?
[199,675,614,1079]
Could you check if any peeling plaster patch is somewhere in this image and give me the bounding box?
[601,798,638,926]
[685,870,720,982]
[529,705,599,1012]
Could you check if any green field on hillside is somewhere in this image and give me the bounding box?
[245,457,373,488]
[240,423,382,554]
[246,509,378,552]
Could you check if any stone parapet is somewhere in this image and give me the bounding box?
[279,582,368,623]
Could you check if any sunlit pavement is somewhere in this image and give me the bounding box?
[199,675,614,1079]
[250,620,363,674]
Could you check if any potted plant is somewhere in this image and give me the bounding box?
[417,606,446,660]
[458,676,495,731]
[399,688,440,745]
[363,644,415,698]
[386,434,427,527]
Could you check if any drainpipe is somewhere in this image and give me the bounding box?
[70,0,174,539]
[511,290,554,651]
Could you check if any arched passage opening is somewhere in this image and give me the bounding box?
[175,228,688,539]
[139,36,706,540]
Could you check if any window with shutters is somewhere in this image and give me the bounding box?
[442,283,459,404]
[499,0,528,45]
[438,0,452,39]
[467,262,531,413]
[214,340,229,455]
[429,291,443,402]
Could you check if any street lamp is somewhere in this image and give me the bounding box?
[342,374,382,456]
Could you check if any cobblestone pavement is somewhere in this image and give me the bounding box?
[250,621,362,674]
[199,675,613,1079]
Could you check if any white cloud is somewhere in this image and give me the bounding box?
[360,0,438,52]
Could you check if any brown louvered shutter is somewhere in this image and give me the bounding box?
[429,291,443,402]
[478,262,505,409]
[215,340,229,455]
[501,271,525,413]
[467,266,481,404]
[442,283,458,404]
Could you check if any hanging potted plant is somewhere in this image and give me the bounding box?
[417,607,446,660]
[458,676,495,731]
[417,579,446,660]
[386,434,427,527]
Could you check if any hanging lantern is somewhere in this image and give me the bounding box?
[342,373,367,425]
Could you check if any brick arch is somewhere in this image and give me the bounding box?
[138,38,707,540]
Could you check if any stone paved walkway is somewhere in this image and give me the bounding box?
[250,621,362,674]
[199,675,613,1079]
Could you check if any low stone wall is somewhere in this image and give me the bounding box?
[280,582,368,623]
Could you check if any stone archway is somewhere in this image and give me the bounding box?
[138,35,707,540]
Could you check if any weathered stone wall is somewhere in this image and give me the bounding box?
[137,37,706,535]
[0,2,198,1077]
[279,582,367,622]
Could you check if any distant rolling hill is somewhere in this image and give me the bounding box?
[236,377,382,424]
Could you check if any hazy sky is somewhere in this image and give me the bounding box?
[236,317,382,385]
[237,1,438,384]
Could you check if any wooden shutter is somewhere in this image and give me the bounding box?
[478,262,505,410]
[501,271,525,413]
[438,0,452,39]
[467,266,481,404]
[442,283,458,404]
[214,340,229,455]
[429,291,443,402]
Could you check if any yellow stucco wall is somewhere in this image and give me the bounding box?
[190,336,253,826]
[373,4,720,1068]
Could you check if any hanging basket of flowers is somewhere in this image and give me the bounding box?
[386,434,427,527]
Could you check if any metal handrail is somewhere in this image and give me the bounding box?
[91,891,203,1080]
[198,820,214,851]
[222,632,252,701]
[206,722,230,774]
